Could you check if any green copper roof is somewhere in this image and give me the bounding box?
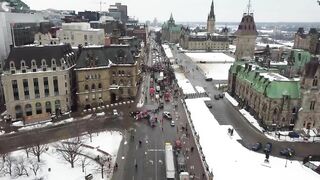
[231,62,301,99]
[292,50,311,70]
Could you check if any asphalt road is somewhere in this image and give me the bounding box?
[174,47,320,160]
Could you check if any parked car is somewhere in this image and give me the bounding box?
[214,95,220,100]
[280,148,295,157]
[219,93,224,98]
[206,103,213,108]
[163,111,172,119]
[251,142,262,151]
[205,77,213,81]
[264,142,273,153]
[170,120,175,127]
[288,131,300,138]
[113,109,119,116]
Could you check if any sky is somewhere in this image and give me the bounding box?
[22,0,320,22]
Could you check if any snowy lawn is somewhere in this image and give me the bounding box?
[185,98,319,180]
[185,52,235,63]
[0,131,122,180]
[197,63,233,80]
[173,65,196,94]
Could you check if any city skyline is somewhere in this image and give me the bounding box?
[22,0,320,22]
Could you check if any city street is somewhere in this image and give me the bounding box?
[173,47,320,160]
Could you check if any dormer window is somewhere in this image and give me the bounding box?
[42,60,47,71]
[10,61,15,69]
[31,60,37,72]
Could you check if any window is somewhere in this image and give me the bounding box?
[15,105,23,119]
[23,79,29,99]
[98,83,102,89]
[112,71,116,76]
[85,84,89,91]
[312,76,318,87]
[91,84,95,90]
[10,61,15,69]
[12,80,19,100]
[21,61,25,68]
[98,93,102,99]
[44,77,49,97]
[31,60,37,72]
[92,94,96,100]
[310,101,316,110]
[25,104,32,116]
[46,101,52,114]
[36,102,42,114]
[85,95,89,102]
[53,76,59,95]
[33,78,40,98]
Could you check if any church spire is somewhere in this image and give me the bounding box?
[209,0,215,19]
[169,13,174,21]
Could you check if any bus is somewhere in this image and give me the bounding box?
[165,142,175,179]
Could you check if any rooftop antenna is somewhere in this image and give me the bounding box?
[247,0,252,14]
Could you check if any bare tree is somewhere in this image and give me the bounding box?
[3,155,15,176]
[25,148,31,158]
[28,159,42,176]
[93,155,109,179]
[55,138,83,168]
[31,143,48,162]
[78,156,90,173]
[13,156,29,177]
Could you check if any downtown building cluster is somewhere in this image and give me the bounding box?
[0,2,146,124]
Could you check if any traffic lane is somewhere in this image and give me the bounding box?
[175,52,320,159]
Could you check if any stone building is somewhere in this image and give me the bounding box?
[56,22,105,47]
[2,44,76,124]
[207,0,215,34]
[293,28,320,55]
[179,1,229,51]
[234,13,258,60]
[75,45,140,110]
[34,32,60,45]
[296,57,320,131]
[161,14,182,43]
[228,62,301,130]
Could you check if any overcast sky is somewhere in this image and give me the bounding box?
[23,0,320,22]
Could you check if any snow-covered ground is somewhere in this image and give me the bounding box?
[225,92,239,106]
[173,61,319,179]
[0,131,123,180]
[186,52,235,63]
[185,98,319,180]
[184,52,234,80]
[172,65,196,94]
[197,63,233,80]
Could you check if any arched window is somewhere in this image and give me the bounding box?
[112,80,116,84]
[46,101,52,113]
[36,102,42,114]
[119,79,124,86]
[25,104,32,116]
[52,59,56,66]
[85,84,89,91]
[118,70,121,75]
[10,61,15,69]
[31,60,36,67]
[15,105,23,119]
[273,108,278,115]
[112,71,116,76]
[91,84,95,90]
[42,59,46,66]
[21,60,25,68]
[98,83,102,89]
[55,100,61,109]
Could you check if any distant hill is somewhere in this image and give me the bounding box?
[0,0,30,11]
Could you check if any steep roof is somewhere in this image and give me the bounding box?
[234,62,300,99]
[208,0,215,19]
[75,45,134,69]
[235,14,258,36]
[4,44,74,70]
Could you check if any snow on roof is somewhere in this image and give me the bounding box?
[162,44,174,59]
[256,42,285,49]
[186,52,235,63]
[185,98,319,180]
[259,72,298,82]
[270,61,288,66]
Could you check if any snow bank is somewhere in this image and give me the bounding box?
[185,98,319,180]
[225,92,239,106]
